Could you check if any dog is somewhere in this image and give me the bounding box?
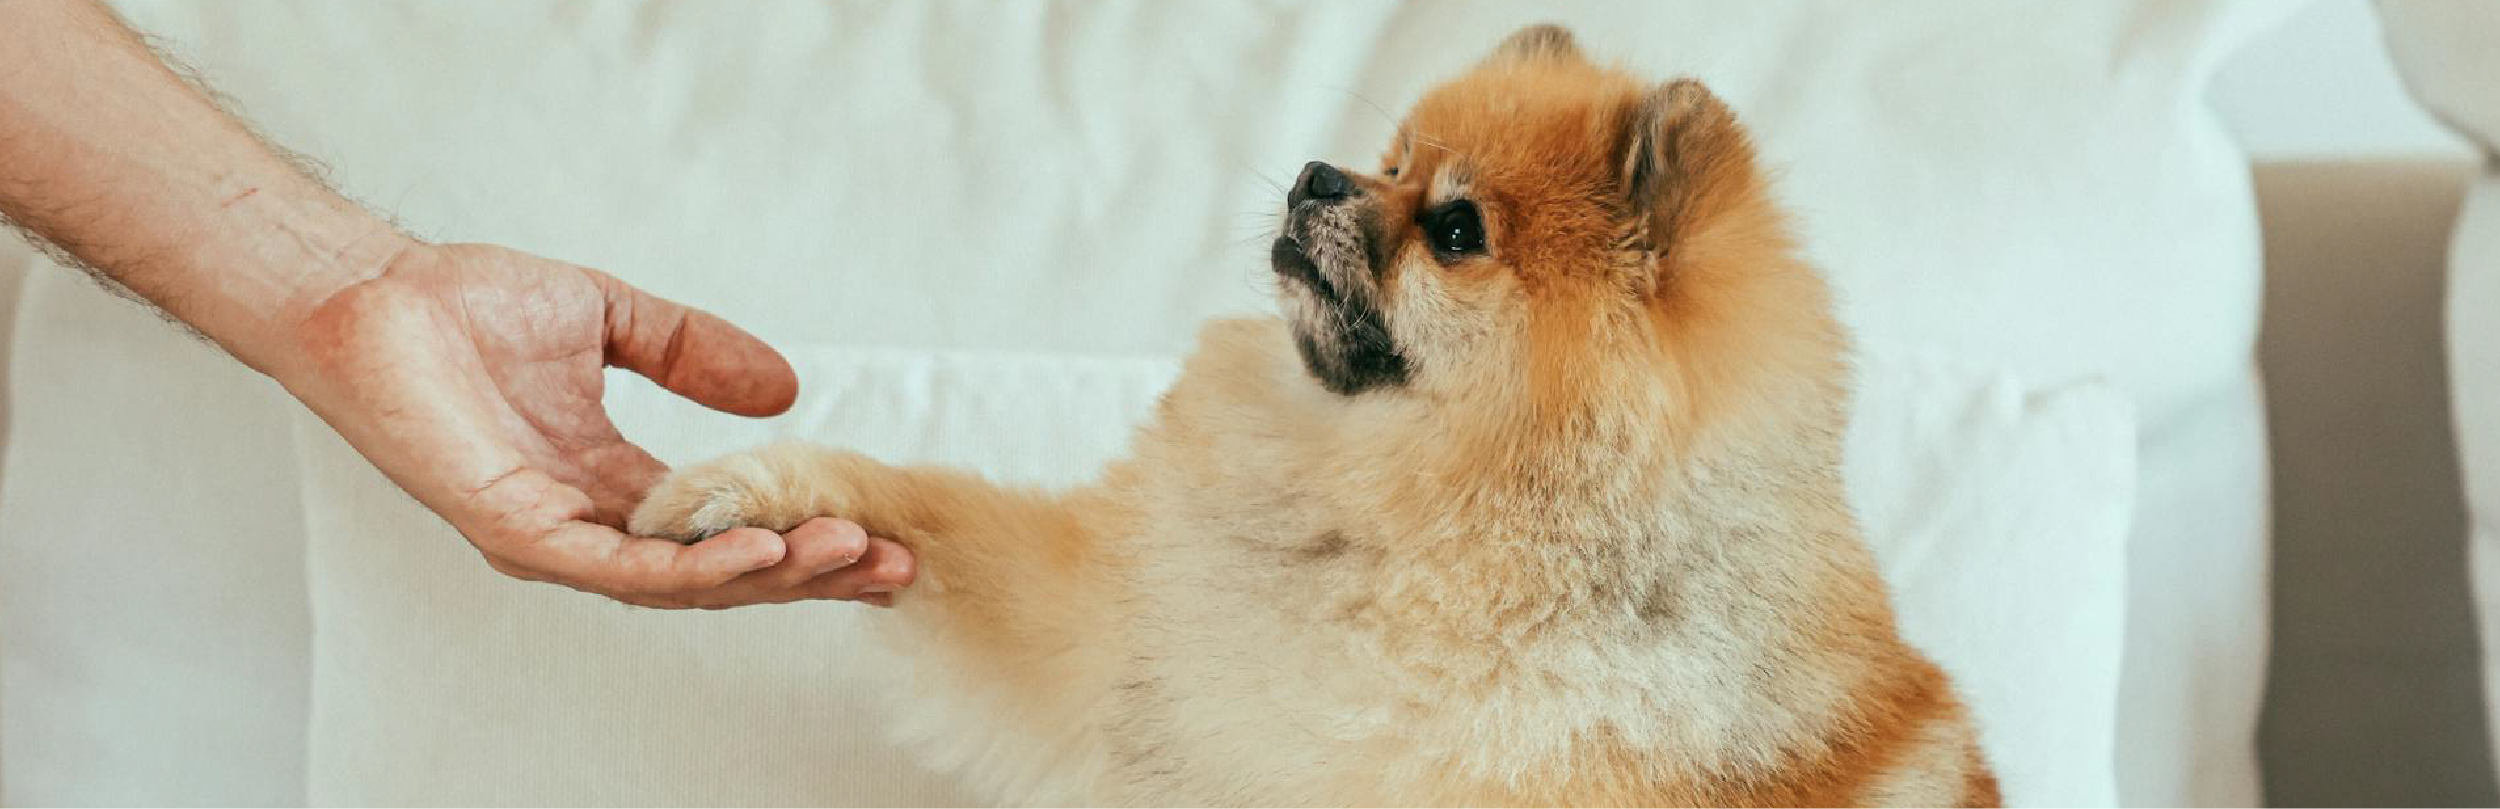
[632,24,2000,807]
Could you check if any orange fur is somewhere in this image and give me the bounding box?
[633,24,1996,806]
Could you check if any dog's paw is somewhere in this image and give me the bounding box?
[629,445,834,543]
[629,463,764,543]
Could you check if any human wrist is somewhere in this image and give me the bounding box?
[186,185,419,381]
[0,0,417,379]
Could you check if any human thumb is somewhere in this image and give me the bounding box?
[592,271,799,417]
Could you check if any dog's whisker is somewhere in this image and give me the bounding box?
[1407,129,1463,160]
[1227,155,1294,198]
[1335,87,1402,130]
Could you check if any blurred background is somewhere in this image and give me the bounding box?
[2214,2,2483,805]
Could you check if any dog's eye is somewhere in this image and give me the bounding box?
[1383,165,1400,179]
[1424,201,1486,257]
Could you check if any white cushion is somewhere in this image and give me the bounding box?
[2458,175,2500,784]
[0,1,2278,804]
[1848,358,2134,808]
[0,263,315,806]
[291,347,2132,807]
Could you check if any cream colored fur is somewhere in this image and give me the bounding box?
[630,24,1995,807]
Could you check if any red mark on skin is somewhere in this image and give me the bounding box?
[220,187,258,209]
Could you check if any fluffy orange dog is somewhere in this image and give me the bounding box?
[634,25,1999,807]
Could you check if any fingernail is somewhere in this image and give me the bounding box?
[859,593,895,608]
[861,584,897,595]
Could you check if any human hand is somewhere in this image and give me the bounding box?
[275,241,915,608]
[0,0,910,607]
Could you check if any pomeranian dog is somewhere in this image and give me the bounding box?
[632,24,1998,807]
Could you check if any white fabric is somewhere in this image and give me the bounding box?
[2463,174,2500,782]
[0,264,315,806]
[294,348,2133,807]
[2377,0,2500,778]
[1848,360,2134,808]
[0,0,2286,805]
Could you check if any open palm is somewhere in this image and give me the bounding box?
[279,242,912,608]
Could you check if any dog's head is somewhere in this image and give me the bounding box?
[1272,25,1840,440]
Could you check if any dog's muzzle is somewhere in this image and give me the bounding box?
[1271,161,1406,395]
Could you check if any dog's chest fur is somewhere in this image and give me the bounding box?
[1078,319,1888,804]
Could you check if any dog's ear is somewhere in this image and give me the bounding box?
[1620,79,1762,252]
[1480,23,1583,67]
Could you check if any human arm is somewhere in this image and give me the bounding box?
[0,0,913,607]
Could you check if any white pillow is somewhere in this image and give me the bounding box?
[291,346,2131,807]
[2461,181,2500,787]
[0,262,315,806]
[1848,356,2133,807]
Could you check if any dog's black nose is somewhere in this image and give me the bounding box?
[1290,161,1354,206]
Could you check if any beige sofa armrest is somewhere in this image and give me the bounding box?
[2253,157,2488,806]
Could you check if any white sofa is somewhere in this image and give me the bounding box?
[0,1,2482,805]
